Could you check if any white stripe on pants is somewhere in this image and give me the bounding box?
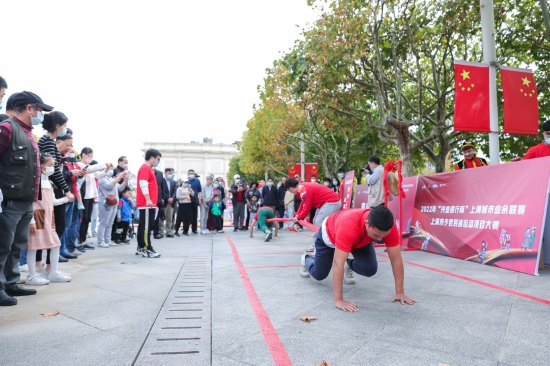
[97,204,118,244]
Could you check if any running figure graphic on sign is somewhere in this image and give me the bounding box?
[421,233,430,251]
[414,220,421,235]
[521,227,531,250]
[528,226,536,251]
[477,241,488,264]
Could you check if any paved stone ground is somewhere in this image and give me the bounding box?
[1,226,550,366]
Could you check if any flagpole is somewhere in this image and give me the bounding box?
[480,0,500,165]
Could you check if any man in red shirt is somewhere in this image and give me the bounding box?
[285,178,341,252]
[454,141,488,170]
[513,120,550,161]
[136,149,161,258]
[300,206,416,312]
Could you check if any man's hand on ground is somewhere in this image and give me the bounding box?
[392,293,417,305]
[335,299,358,312]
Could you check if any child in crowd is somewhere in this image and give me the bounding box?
[209,195,224,233]
[26,154,72,285]
[226,192,233,223]
[114,187,133,244]
[249,194,260,230]
[175,180,194,236]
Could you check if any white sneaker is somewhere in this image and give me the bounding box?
[26,274,50,286]
[48,270,72,282]
[218,230,224,233]
[19,264,29,272]
[300,254,311,278]
[142,250,161,258]
[98,243,109,248]
[344,260,356,285]
[107,242,118,247]
[264,231,273,242]
[205,230,211,234]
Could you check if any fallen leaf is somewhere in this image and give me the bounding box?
[41,311,59,317]
[300,316,317,322]
[317,362,330,366]
[295,293,301,296]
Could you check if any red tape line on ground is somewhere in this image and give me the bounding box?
[377,253,550,306]
[225,235,294,365]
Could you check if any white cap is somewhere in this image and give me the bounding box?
[234,174,240,179]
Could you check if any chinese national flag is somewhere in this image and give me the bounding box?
[305,163,319,181]
[501,66,539,135]
[288,164,301,178]
[453,61,490,132]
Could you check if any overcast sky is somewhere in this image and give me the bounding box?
[1,0,319,173]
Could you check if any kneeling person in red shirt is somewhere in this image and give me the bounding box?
[300,206,416,312]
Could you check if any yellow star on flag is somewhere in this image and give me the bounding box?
[522,77,531,86]
[461,70,470,80]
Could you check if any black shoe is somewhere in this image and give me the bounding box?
[166,234,174,238]
[233,228,238,232]
[174,233,180,237]
[114,240,122,244]
[6,285,37,297]
[0,291,17,306]
[243,227,249,231]
[59,256,69,263]
[76,246,86,253]
[238,227,246,231]
[192,231,198,235]
[83,244,95,250]
[183,233,189,236]
[154,234,163,239]
[63,252,78,259]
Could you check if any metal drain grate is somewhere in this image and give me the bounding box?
[134,256,211,365]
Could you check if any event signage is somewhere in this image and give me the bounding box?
[409,158,550,275]
[341,171,355,210]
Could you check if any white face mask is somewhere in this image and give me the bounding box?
[44,166,55,177]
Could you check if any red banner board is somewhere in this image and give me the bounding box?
[453,60,491,132]
[341,171,355,210]
[386,176,418,246]
[354,184,370,209]
[288,163,319,181]
[410,158,550,275]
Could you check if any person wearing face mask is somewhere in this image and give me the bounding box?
[76,147,107,251]
[332,176,340,194]
[200,175,214,234]
[0,91,55,306]
[96,164,127,247]
[231,174,247,232]
[186,169,202,235]
[152,165,168,240]
[512,120,550,161]
[174,180,195,237]
[323,177,336,192]
[277,177,287,229]
[25,154,71,286]
[160,168,177,238]
[454,141,488,170]
[208,179,226,231]
[262,178,278,211]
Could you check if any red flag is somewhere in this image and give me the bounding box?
[501,66,539,135]
[305,163,319,181]
[453,61,490,132]
[288,164,301,179]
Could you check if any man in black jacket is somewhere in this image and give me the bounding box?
[262,178,278,211]
[277,177,287,229]
[161,168,177,237]
[152,167,168,239]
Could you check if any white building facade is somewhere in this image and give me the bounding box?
[142,138,238,184]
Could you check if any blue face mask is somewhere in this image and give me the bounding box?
[58,127,67,137]
[167,174,174,179]
[153,160,159,168]
[545,137,550,145]
[31,110,44,125]
[213,184,219,188]
[183,184,189,188]
[108,170,114,177]
[267,181,273,186]
[333,180,338,185]
[337,173,344,179]
[0,100,3,110]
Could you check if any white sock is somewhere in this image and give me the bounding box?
[50,247,60,274]
[27,250,37,278]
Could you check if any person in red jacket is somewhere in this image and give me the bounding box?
[284,178,341,227]
[300,206,416,312]
[512,120,550,161]
[454,141,488,170]
[136,149,161,258]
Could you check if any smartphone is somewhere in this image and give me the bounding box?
[84,164,90,169]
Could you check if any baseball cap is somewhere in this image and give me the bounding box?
[234,174,240,179]
[543,120,550,132]
[10,91,54,112]
[460,141,475,151]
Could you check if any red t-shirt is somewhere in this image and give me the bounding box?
[524,142,550,160]
[137,163,158,208]
[325,209,400,252]
[454,157,487,170]
[295,182,340,220]
[254,207,274,221]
